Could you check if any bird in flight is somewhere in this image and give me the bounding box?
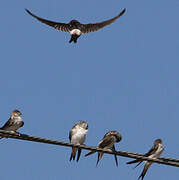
[25,8,126,43]
[127,139,164,180]
[0,110,24,138]
[69,121,88,162]
[85,130,122,166]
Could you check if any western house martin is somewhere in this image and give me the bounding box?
[0,110,24,138]
[25,8,126,43]
[85,130,122,166]
[127,139,164,180]
[69,121,88,162]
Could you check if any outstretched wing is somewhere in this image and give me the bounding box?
[25,9,71,32]
[80,8,126,34]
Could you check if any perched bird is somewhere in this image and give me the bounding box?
[25,8,126,43]
[85,130,122,166]
[69,121,88,162]
[0,110,24,138]
[127,139,164,180]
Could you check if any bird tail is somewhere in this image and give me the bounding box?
[69,35,78,43]
[138,162,152,180]
[69,37,73,43]
[76,148,82,162]
[96,152,104,167]
[112,145,118,167]
[70,147,78,161]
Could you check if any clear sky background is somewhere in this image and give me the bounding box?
[0,0,179,179]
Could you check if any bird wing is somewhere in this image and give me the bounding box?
[69,130,72,141]
[96,152,104,166]
[25,9,71,32]
[76,148,82,162]
[145,143,158,157]
[127,159,141,164]
[98,135,116,148]
[126,145,157,165]
[20,121,24,128]
[80,8,126,34]
[85,150,96,157]
[112,145,118,167]
[85,136,115,157]
[1,118,14,130]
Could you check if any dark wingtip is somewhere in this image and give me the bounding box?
[126,161,135,165]
[69,153,73,161]
[25,8,30,14]
[25,9,34,17]
[126,161,132,164]
[119,8,126,16]
[96,160,99,167]
[114,157,118,167]
[84,153,90,157]
[76,149,81,162]
[85,151,95,157]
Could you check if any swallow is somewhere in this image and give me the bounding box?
[69,121,88,162]
[0,110,24,138]
[25,8,126,43]
[85,130,122,166]
[127,139,164,180]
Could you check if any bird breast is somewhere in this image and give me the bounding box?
[70,29,82,36]
[6,118,23,131]
[149,143,164,159]
[71,127,88,145]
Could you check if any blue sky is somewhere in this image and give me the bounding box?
[0,0,179,179]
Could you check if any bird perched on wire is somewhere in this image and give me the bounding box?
[0,110,24,139]
[25,8,126,43]
[69,121,88,162]
[126,139,164,180]
[85,130,122,166]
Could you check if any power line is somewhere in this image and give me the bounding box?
[0,129,178,167]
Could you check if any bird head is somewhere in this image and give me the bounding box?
[11,109,22,118]
[69,20,80,26]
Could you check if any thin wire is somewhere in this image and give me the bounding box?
[0,130,178,167]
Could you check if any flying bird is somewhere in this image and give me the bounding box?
[0,110,24,138]
[25,8,126,43]
[69,121,88,162]
[85,130,122,166]
[127,139,164,180]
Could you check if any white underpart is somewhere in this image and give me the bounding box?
[70,29,82,36]
[5,117,23,131]
[71,126,88,145]
[146,143,164,164]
